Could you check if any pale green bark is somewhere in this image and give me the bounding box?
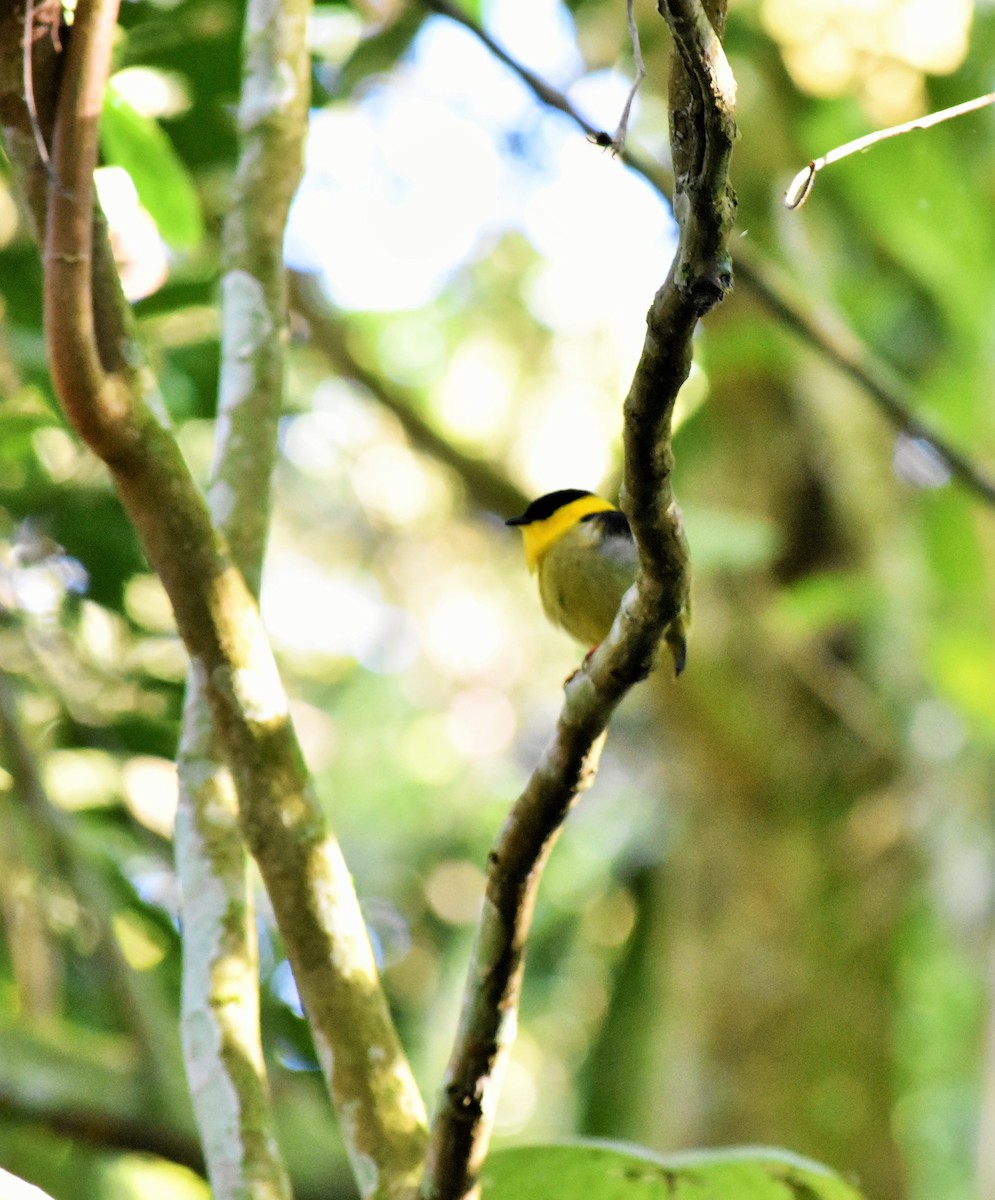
[0,3,429,1195]
[173,0,311,1195]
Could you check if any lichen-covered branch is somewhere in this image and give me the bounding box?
[3,3,431,1196]
[420,5,735,1199]
[173,0,312,1193]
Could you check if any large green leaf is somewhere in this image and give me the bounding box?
[481,1142,866,1200]
[100,80,204,250]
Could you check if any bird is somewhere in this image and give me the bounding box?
[506,488,687,676]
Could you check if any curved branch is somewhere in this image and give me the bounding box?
[35,7,428,1196]
[43,0,130,464]
[420,5,734,1198]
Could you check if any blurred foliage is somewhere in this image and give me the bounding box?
[481,1143,866,1200]
[0,1,994,1199]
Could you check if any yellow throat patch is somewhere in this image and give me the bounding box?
[518,494,617,573]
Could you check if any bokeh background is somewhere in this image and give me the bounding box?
[0,1,994,1198]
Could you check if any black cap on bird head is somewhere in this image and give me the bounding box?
[506,489,595,527]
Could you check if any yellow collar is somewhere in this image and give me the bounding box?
[519,494,616,573]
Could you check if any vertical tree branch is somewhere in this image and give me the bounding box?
[620,0,735,593]
[420,5,734,1199]
[173,0,312,1192]
[31,4,429,1195]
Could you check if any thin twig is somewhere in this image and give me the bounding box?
[23,0,52,173]
[420,0,601,137]
[785,90,995,209]
[611,0,646,152]
[414,0,995,511]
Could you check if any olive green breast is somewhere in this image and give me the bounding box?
[536,517,637,647]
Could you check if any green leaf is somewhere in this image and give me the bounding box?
[100,81,204,250]
[481,1142,867,1200]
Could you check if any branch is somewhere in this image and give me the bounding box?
[30,5,429,1196]
[785,90,995,209]
[173,0,313,1194]
[0,0,59,235]
[732,255,995,505]
[420,5,734,1198]
[420,0,602,138]
[610,0,646,152]
[43,0,130,463]
[415,0,995,509]
[289,272,528,517]
[0,1092,204,1175]
[0,1070,359,1200]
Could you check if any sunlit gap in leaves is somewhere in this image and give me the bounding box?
[761,0,973,122]
[284,0,678,313]
[275,387,521,681]
[110,66,192,120]
[0,516,87,618]
[95,168,169,302]
[892,433,952,490]
[285,0,681,520]
[0,183,18,250]
[262,556,419,672]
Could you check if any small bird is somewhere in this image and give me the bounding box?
[507,489,687,675]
